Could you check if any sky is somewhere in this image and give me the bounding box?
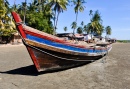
[8,0,130,40]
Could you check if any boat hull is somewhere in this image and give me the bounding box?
[26,45,103,72]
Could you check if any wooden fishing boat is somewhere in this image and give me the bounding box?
[11,12,112,72]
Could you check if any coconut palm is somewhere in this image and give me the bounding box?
[42,1,54,21]
[23,0,27,24]
[63,26,67,32]
[89,10,93,21]
[77,27,83,34]
[48,0,68,35]
[97,25,104,36]
[73,0,85,22]
[105,26,111,38]
[87,10,103,36]
[85,23,93,38]
[83,25,87,34]
[81,21,84,27]
[71,21,77,35]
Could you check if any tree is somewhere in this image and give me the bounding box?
[48,0,68,35]
[87,10,104,36]
[73,0,85,22]
[89,10,93,21]
[105,26,111,38]
[0,0,16,43]
[71,21,77,35]
[63,26,67,32]
[85,23,93,38]
[81,21,84,27]
[97,25,104,36]
[83,25,87,33]
[77,27,82,34]
[16,0,54,34]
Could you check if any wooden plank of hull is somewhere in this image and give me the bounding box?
[25,39,109,56]
[26,45,103,72]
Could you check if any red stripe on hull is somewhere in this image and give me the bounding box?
[24,30,86,48]
[26,47,41,71]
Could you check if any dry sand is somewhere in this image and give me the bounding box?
[0,43,130,89]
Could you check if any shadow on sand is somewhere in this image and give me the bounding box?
[0,62,91,76]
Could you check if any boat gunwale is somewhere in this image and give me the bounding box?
[25,38,111,56]
[23,25,94,48]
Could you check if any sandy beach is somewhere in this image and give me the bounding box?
[0,43,130,89]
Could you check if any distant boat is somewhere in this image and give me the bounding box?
[11,12,112,72]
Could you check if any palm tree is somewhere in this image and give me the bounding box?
[73,0,85,22]
[97,25,104,36]
[48,0,68,35]
[83,25,87,34]
[87,10,103,36]
[105,26,111,38]
[71,21,77,35]
[89,10,93,21]
[23,0,27,24]
[86,22,93,38]
[81,21,84,27]
[77,27,82,34]
[42,1,54,21]
[63,26,67,32]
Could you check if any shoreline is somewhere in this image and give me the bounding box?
[0,43,24,47]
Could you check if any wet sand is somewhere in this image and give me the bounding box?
[0,43,130,89]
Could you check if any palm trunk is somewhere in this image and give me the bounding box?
[14,0,16,9]
[73,28,75,36]
[73,12,78,36]
[23,0,27,24]
[53,10,56,35]
[76,12,78,22]
[55,12,60,35]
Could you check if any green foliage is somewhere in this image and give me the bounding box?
[0,0,16,37]
[71,21,77,34]
[117,40,130,43]
[0,28,16,36]
[4,0,111,38]
[86,10,104,36]
[63,26,67,32]
[105,26,111,35]
[83,25,88,33]
[16,0,54,34]
[73,0,85,22]
[77,27,83,34]
[26,12,53,34]
[47,0,68,35]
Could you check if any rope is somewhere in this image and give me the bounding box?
[16,22,23,25]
